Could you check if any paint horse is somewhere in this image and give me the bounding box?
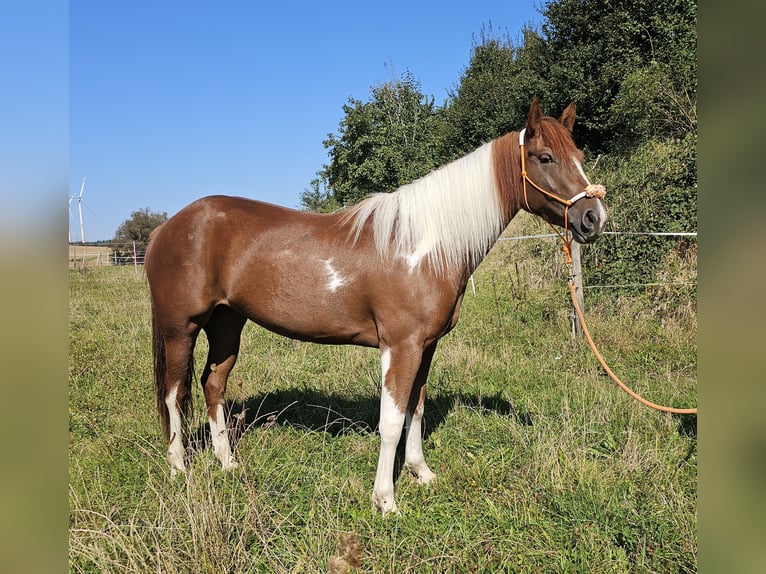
[145,98,607,514]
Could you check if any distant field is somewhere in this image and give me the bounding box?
[69,245,112,266]
[68,238,697,573]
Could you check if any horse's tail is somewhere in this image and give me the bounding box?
[152,306,194,441]
[152,306,171,441]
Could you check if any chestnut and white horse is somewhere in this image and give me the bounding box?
[145,98,607,513]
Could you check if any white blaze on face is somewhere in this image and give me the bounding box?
[572,156,592,186]
[572,156,608,221]
[324,259,347,292]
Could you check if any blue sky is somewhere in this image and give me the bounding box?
[1,1,68,248]
[66,1,541,241]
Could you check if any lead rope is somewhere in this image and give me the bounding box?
[563,243,698,415]
[518,129,697,415]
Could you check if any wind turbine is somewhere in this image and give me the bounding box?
[68,177,91,243]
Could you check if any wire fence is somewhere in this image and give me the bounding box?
[497,231,697,241]
[496,231,697,291]
[69,232,698,291]
[68,247,145,267]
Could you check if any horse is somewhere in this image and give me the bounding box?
[145,98,607,514]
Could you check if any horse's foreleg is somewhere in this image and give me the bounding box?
[373,347,404,514]
[373,342,429,514]
[205,371,238,470]
[404,342,437,484]
[202,307,246,470]
[404,406,436,484]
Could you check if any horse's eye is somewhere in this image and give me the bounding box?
[539,153,554,164]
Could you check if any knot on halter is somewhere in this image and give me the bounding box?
[560,182,607,206]
[584,183,606,199]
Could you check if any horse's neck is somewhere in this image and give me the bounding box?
[460,198,522,276]
[344,135,523,279]
[450,131,527,277]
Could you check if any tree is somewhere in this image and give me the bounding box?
[441,25,545,160]
[299,176,341,213]
[113,207,167,260]
[304,70,446,210]
[528,0,697,289]
[537,0,697,152]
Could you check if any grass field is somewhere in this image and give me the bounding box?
[68,238,696,573]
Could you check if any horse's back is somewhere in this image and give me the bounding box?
[145,196,295,321]
[147,195,313,268]
[145,195,379,341]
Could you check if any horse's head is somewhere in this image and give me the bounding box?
[520,98,607,244]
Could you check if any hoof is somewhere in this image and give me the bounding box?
[405,463,436,485]
[168,452,186,478]
[169,464,186,479]
[414,468,436,485]
[372,492,398,516]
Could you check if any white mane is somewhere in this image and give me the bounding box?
[343,141,504,274]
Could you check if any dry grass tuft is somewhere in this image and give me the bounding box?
[327,532,362,573]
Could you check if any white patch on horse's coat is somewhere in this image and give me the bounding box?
[165,387,186,472]
[324,259,347,292]
[380,348,391,382]
[209,404,238,469]
[404,234,436,272]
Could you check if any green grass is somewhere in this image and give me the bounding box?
[69,242,696,573]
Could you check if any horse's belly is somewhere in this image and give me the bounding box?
[229,288,378,347]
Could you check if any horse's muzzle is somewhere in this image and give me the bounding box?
[571,201,607,244]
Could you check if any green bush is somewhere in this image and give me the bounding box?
[583,133,697,292]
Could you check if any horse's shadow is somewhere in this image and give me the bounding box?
[189,387,533,477]
[187,389,696,476]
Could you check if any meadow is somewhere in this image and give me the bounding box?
[68,228,696,573]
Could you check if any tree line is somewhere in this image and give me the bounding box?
[302,0,696,290]
[305,0,696,210]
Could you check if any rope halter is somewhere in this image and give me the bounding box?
[518,128,606,263]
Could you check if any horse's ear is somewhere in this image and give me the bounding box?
[526,97,542,139]
[559,102,576,132]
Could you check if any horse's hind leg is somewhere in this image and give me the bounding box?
[201,305,247,469]
[162,332,199,475]
[404,341,437,485]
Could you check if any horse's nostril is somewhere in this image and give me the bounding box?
[583,209,597,230]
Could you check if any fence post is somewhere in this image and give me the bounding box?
[570,242,584,337]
